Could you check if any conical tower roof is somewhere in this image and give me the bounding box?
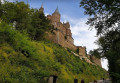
[39,3,44,12]
[41,2,43,8]
[54,7,60,15]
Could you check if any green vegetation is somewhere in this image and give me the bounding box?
[0,1,52,41]
[0,1,108,83]
[80,0,120,82]
[0,22,107,83]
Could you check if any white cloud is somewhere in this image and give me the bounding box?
[45,13,49,16]
[1,0,3,3]
[101,58,108,70]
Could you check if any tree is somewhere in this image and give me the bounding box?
[0,1,51,41]
[0,1,17,23]
[30,10,50,40]
[89,49,101,59]
[96,30,120,82]
[0,1,32,31]
[80,0,120,82]
[15,1,32,31]
[80,0,120,35]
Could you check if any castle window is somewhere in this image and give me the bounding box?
[54,22,56,25]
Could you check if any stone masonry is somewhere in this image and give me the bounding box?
[46,7,77,51]
[39,5,102,67]
[91,56,102,67]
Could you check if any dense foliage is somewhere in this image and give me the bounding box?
[80,0,120,82]
[0,1,108,83]
[96,30,120,82]
[0,1,51,40]
[89,49,101,59]
[80,0,120,35]
[0,22,107,83]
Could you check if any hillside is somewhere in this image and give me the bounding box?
[0,22,108,83]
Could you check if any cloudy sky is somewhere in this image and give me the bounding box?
[4,0,108,70]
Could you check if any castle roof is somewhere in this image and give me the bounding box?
[41,3,43,8]
[54,7,60,15]
[39,3,44,12]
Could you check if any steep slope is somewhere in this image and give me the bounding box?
[0,22,108,83]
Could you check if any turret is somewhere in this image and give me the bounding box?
[52,7,61,23]
[63,22,71,36]
[39,3,44,12]
[63,22,70,29]
[77,46,86,56]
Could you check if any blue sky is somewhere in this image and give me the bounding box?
[3,0,108,70]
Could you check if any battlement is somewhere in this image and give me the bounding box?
[63,22,70,29]
[39,3,44,12]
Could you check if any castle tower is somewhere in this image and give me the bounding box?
[52,7,61,24]
[77,46,86,56]
[64,22,71,36]
[39,3,44,12]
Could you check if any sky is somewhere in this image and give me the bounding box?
[3,0,108,70]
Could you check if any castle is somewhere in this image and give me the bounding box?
[39,5,102,67]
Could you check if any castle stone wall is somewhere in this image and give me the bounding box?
[45,7,101,66]
[52,13,60,23]
[66,36,74,44]
[92,56,102,67]
[77,46,86,56]
[64,41,77,50]
[47,30,77,50]
[46,8,87,57]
